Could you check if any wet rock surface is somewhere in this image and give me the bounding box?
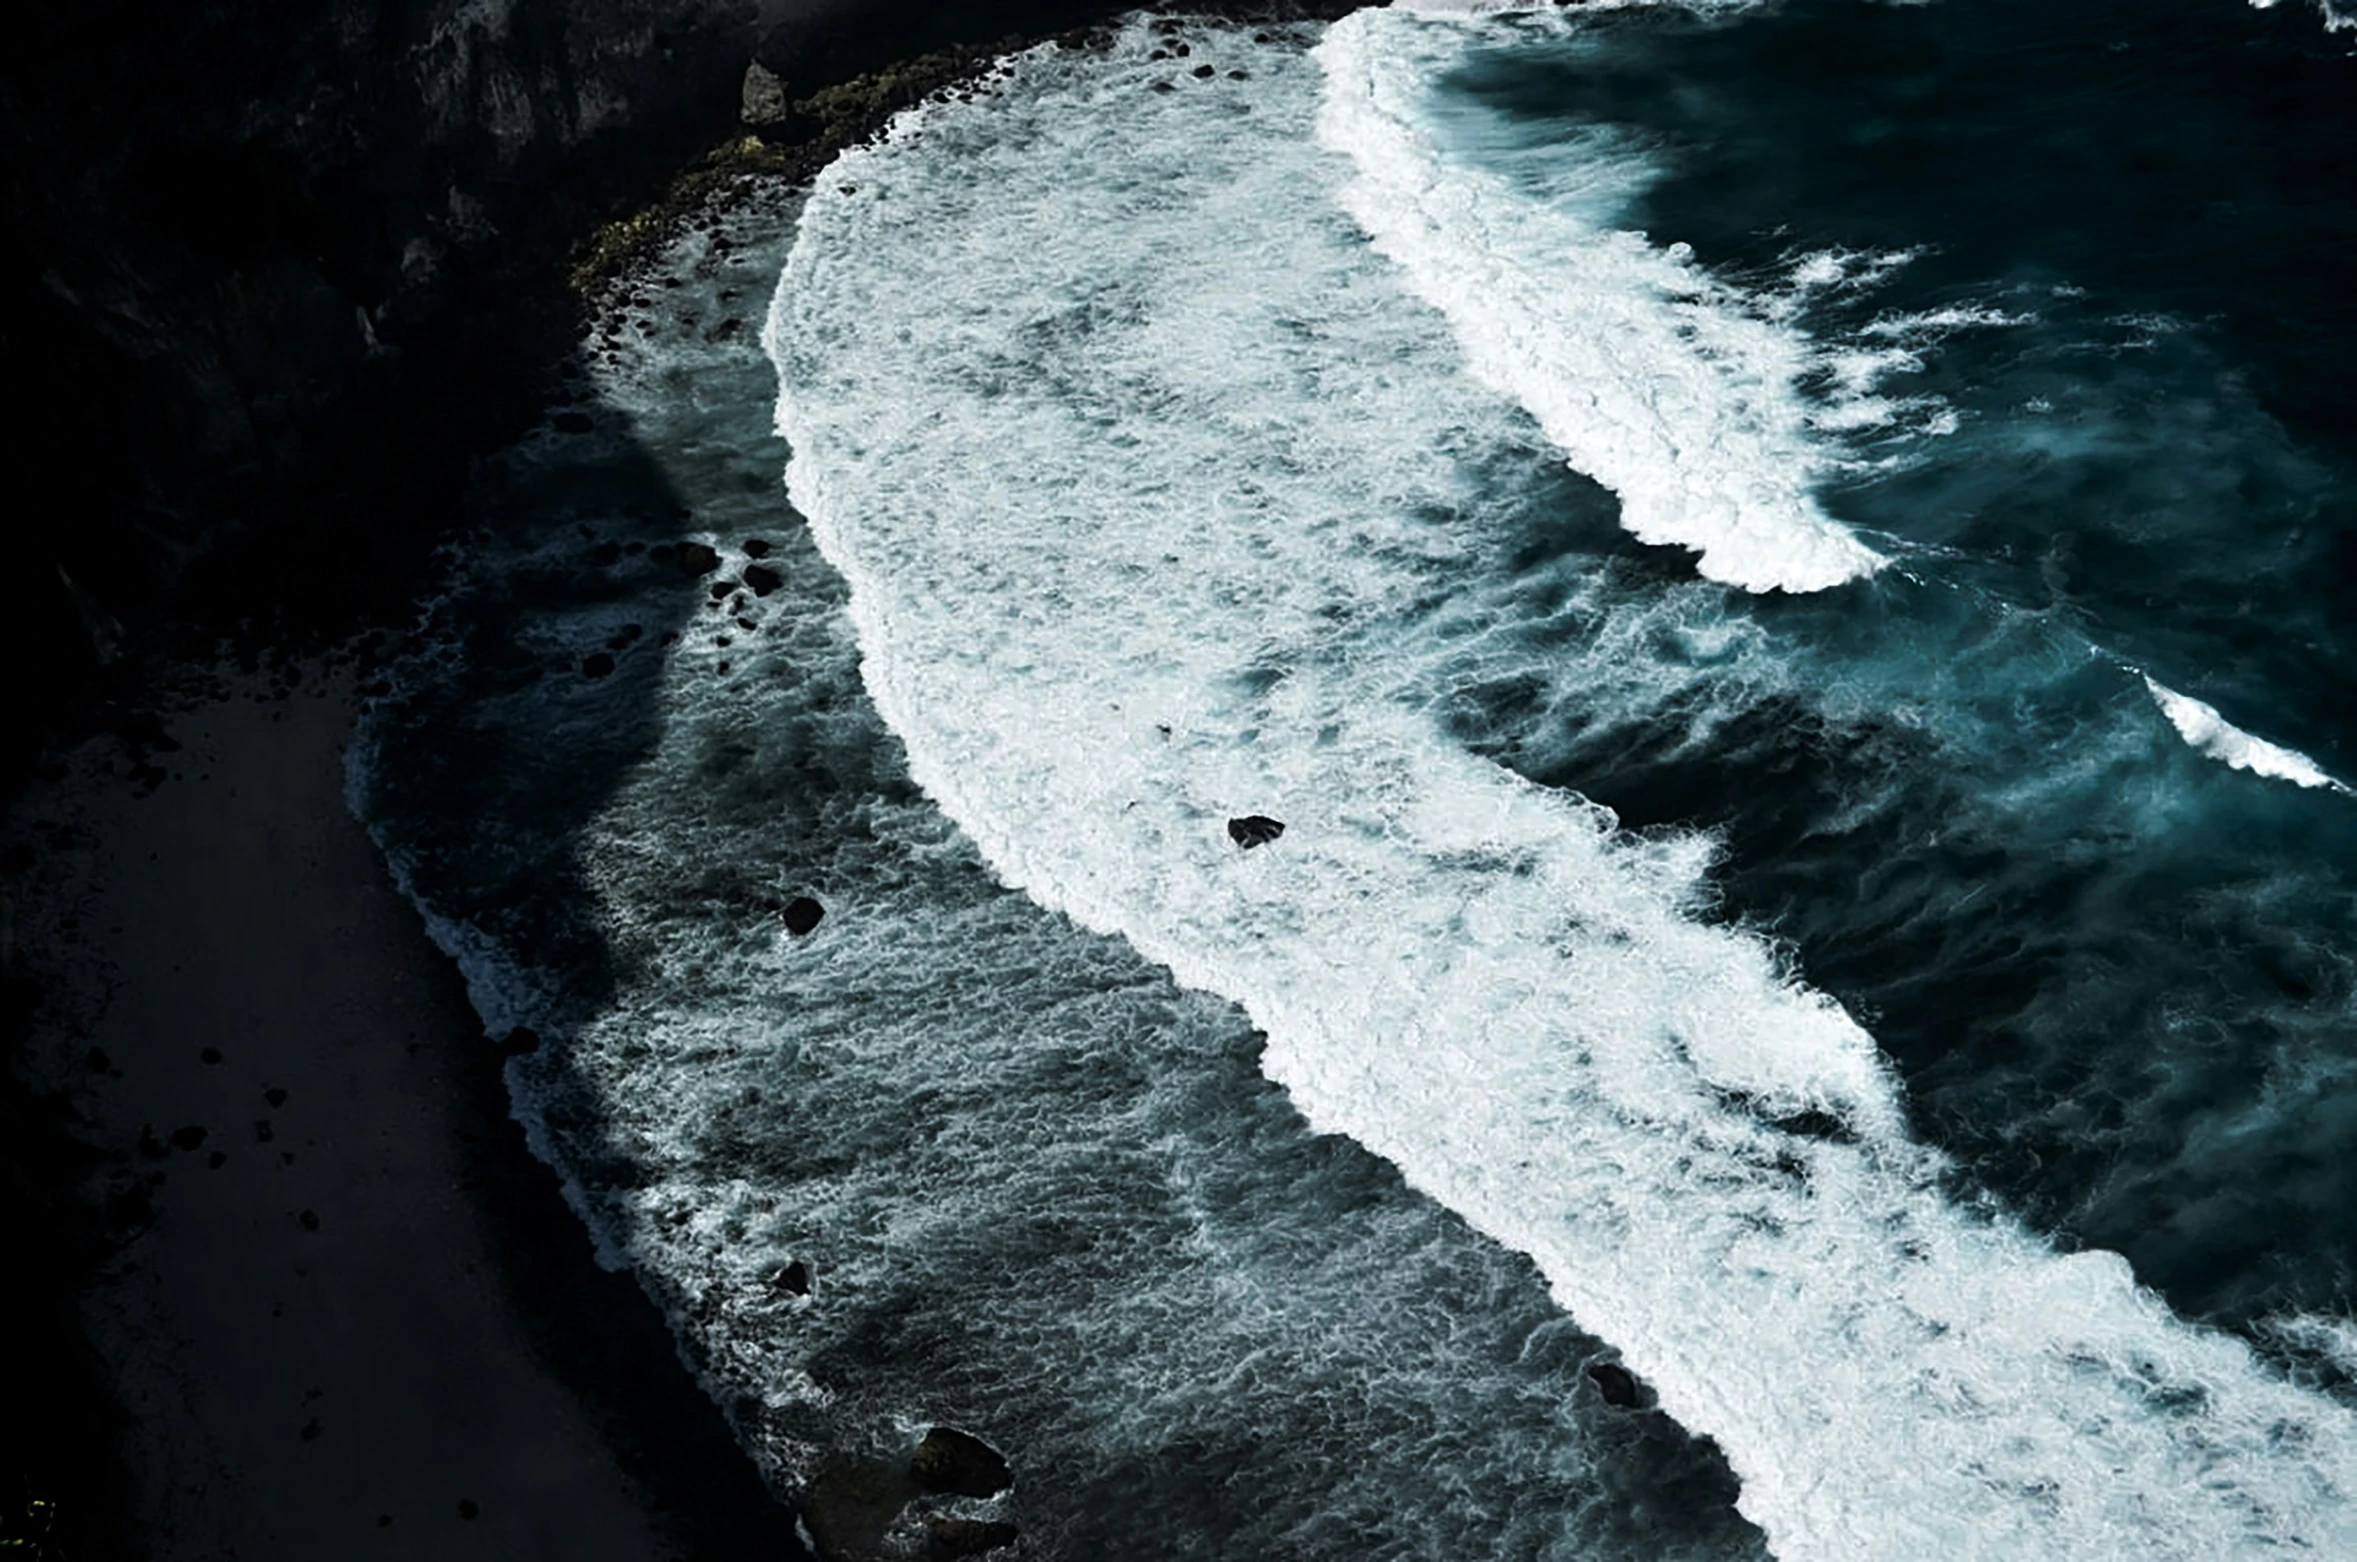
[1589,1361,1643,1409]
[1227,814,1285,848]
[911,1427,1012,1500]
[803,1429,1020,1562]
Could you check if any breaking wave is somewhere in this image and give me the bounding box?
[767,15,2357,1558]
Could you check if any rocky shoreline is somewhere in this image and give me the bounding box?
[4,5,1365,1556]
[2,0,1367,768]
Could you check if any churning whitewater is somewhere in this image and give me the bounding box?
[767,11,2357,1560]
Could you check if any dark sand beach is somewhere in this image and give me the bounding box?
[0,7,1367,1555]
[5,664,802,1558]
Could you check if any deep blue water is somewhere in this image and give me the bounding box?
[1440,0,2357,1334]
[356,5,2357,1557]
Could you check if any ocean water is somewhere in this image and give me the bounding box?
[356,3,2357,1558]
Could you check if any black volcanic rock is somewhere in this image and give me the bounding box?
[1588,1361,1641,1408]
[742,563,783,597]
[781,896,825,936]
[674,541,722,577]
[1227,815,1285,848]
[910,1426,1010,1499]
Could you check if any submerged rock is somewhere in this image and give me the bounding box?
[911,1426,1011,1499]
[923,1515,1020,1558]
[782,896,825,936]
[1227,815,1285,848]
[743,562,783,597]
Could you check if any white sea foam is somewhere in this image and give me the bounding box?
[2265,1313,2357,1379]
[1860,305,2035,337]
[2143,676,2350,792]
[2251,0,2357,36]
[769,17,2357,1560]
[1777,246,1920,306]
[1312,9,1884,592]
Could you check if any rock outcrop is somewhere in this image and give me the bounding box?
[0,0,1142,778]
[1227,815,1286,848]
[910,1426,1012,1499]
[1588,1360,1642,1408]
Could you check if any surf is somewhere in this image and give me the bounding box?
[768,14,2357,1558]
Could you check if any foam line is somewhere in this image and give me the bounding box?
[768,17,2357,1558]
[2143,676,2351,792]
[1312,9,1884,593]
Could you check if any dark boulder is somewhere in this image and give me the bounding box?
[1588,1361,1641,1408]
[580,651,615,678]
[910,1427,1010,1499]
[742,563,783,597]
[675,541,721,576]
[1227,815,1285,848]
[741,59,793,129]
[772,1259,811,1295]
[781,896,825,936]
[742,537,773,559]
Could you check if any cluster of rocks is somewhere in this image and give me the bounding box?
[802,1425,1020,1561]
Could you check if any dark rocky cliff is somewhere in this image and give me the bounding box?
[0,0,1131,774]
